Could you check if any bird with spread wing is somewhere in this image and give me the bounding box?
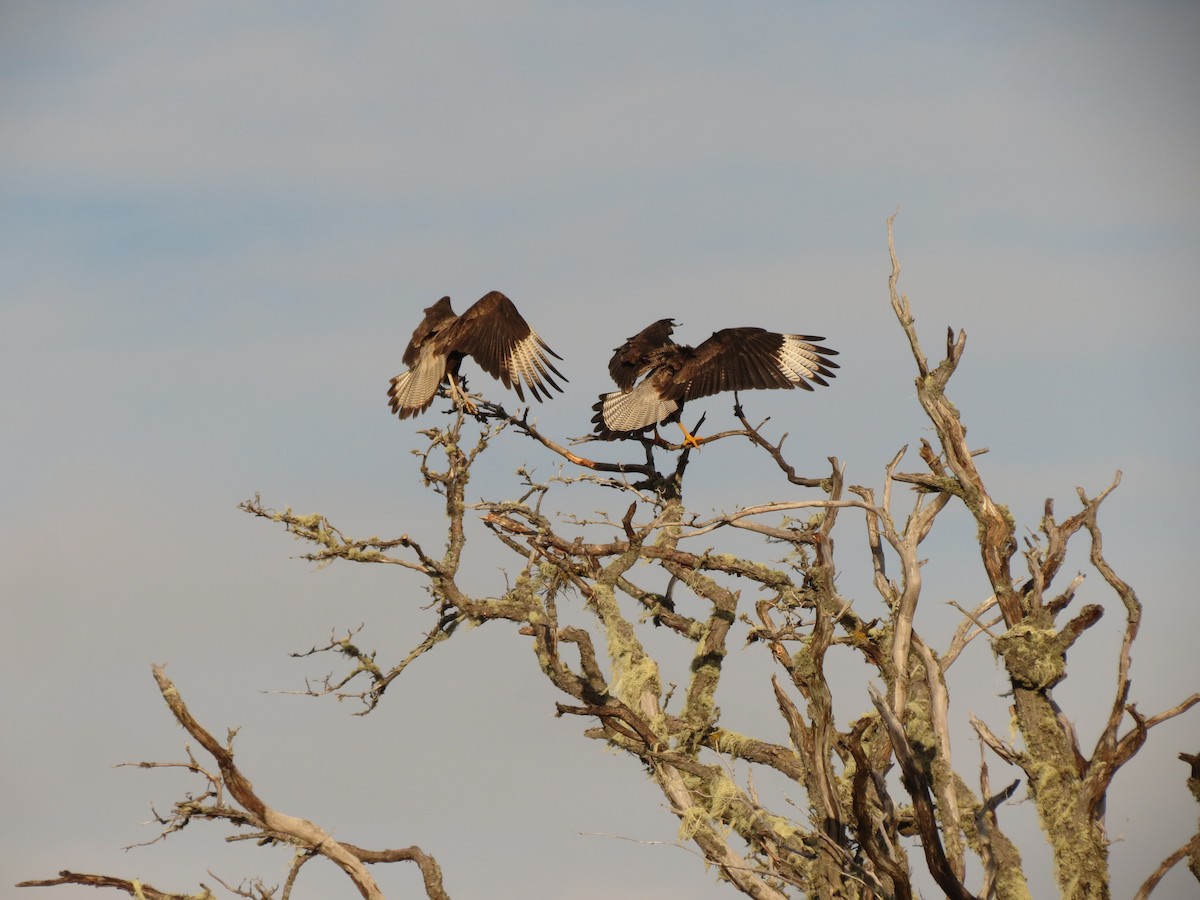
[591,319,838,448]
[388,291,566,419]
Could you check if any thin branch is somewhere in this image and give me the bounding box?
[971,714,1023,767]
[1134,835,1200,899]
[887,215,1020,625]
[16,872,213,900]
[239,495,432,573]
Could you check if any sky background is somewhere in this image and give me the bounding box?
[3,2,1198,898]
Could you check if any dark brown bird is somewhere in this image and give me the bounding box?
[591,319,838,448]
[388,291,566,419]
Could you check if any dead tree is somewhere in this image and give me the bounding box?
[20,220,1198,899]
[19,665,448,900]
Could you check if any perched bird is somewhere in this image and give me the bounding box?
[388,291,566,419]
[592,319,838,448]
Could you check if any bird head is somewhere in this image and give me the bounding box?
[641,318,678,341]
[424,296,455,317]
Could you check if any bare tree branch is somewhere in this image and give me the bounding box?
[16,872,215,900]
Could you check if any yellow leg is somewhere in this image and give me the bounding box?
[676,420,701,450]
[447,372,477,415]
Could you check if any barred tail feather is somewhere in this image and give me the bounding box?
[388,353,448,419]
[591,383,679,438]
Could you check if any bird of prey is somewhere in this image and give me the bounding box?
[388,291,566,419]
[591,319,838,448]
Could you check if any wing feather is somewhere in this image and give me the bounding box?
[446,291,566,402]
[681,328,838,400]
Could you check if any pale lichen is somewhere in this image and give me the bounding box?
[995,622,1066,689]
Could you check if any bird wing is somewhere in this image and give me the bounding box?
[678,328,839,401]
[444,291,567,403]
[607,318,677,390]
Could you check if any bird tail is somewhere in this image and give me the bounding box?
[591,383,679,437]
[388,353,448,419]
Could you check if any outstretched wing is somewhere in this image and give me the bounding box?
[677,328,839,401]
[446,291,567,402]
[607,318,677,390]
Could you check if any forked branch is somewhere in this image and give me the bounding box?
[19,666,451,900]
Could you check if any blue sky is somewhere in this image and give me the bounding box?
[3,3,1198,898]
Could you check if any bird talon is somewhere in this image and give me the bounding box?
[676,421,702,451]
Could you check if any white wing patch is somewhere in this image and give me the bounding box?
[600,380,679,432]
[776,335,826,382]
[507,328,562,398]
[509,332,541,384]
